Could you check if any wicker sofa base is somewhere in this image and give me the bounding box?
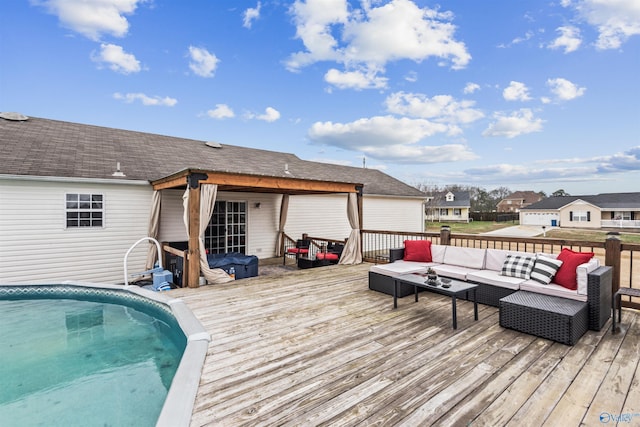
[471,283,517,307]
[369,271,417,298]
[500,291,589,345]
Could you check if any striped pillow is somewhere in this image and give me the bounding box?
[530,256,563,285]
[501,254,536,279]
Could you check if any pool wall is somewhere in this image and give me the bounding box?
[0,281,210,427]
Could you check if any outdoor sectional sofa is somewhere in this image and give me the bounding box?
[369,241,612,345]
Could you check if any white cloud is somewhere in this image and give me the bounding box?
[243,2,261,29]
[188,46,219,78]
[307,115,477,163]
[459,146,640,187]
[35,0,146,41]
[511,30,534,45]
[324,68,388,90]
[463,82,480,94]
[91,43,141,74]
[597,146,640,172]
[567,0,640,49]
[503,81,532,102]
[482,108,544,138]
[287,0,470,88]
[113,92,177,107]
[207,104,235,119]
[247,107,281,122]
[385,92,484,131]
[547,77,586,101]
[404,71,418,82]
[548,26,582,53]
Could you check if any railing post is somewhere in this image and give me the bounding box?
[440,225,451,246]
[605,233,621,294]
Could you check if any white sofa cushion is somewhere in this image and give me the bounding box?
[485,249,534,272]
[370,260,437,277]
[520,280,587,302]
[576,258,600,295]
[431,264,477,281]
[430,244,447,263]
[466,269,524,290]
[442,246,486,270]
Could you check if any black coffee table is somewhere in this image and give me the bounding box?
[393,273,478,329]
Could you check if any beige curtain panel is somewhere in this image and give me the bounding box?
[144,190,162,270]
[275,194,289,257]
[339,192,362,265]
[183,185,233,284]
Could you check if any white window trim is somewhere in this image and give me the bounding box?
[65,192,105,229]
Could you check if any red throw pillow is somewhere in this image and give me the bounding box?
[403,240,432,262]
[554,248,594,290]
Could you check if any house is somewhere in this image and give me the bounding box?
[496,191,543,213]
[520,192,640,229]
[424,191,470,223]
[0,114,426,286]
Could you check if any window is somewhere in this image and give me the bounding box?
[440,208,448,216]
[66,193,104,228]
[454,208,462,216]
[570,210,590,222]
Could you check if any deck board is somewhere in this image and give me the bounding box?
[168,263,640,426]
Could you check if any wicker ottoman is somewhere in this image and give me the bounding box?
[499,291,589,345]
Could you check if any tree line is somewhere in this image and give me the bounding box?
[413,183,571,213]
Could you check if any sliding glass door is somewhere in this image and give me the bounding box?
[204,201,246,254]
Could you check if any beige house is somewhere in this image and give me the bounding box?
[520,193,640,229]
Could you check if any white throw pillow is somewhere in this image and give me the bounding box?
[530,256,563,285]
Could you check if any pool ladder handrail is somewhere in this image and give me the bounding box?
[123,237,163,287]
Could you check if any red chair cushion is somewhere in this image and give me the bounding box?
[287,248,309,254]
[317,252,339,261]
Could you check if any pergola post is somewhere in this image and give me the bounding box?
[186,173,207,288]
[187,186,201,288]
[357,186,364,256]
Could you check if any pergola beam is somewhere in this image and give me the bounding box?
[152,170,360,194]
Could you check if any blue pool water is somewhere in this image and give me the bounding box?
[0,286,187,427]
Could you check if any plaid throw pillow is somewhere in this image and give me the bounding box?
[501,254,536,279]
[530,256,563,284]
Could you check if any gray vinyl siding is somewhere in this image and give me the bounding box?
[0,178,153,285]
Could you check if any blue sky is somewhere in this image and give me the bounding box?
[1,0,639,195]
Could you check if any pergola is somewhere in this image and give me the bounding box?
[151,169,364,287]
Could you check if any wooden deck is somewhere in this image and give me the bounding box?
[169,263,640,426]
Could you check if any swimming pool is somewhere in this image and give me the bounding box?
[0,283,209,427]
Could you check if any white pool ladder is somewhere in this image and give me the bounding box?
[123,237,163,287]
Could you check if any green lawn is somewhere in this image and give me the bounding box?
[426,221,518,234]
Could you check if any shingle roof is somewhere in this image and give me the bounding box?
[0,115,425,197]
[523,193,640,210]
[425,191,471,208]
[502,191,542,204]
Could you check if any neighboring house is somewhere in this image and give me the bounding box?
[520,192,640,229]
[496,191,543,213]
[0,114,426,285]
[424,191,470,223]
